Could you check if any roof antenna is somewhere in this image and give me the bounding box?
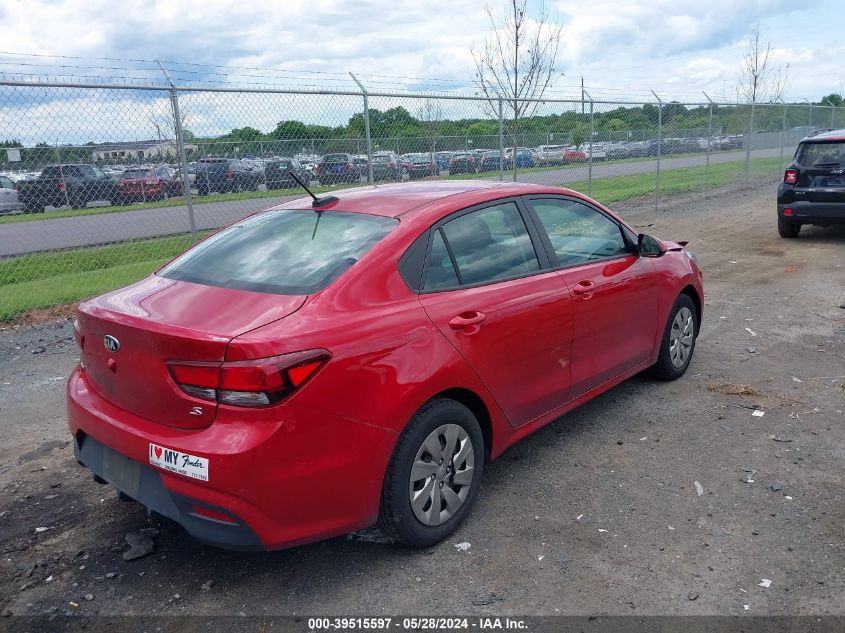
[288,171,338,209]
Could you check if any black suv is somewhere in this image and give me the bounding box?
[16,164,118,213]
[195,158,261,196]
[777,129,845,237]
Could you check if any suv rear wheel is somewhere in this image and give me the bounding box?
[778,217,801,238]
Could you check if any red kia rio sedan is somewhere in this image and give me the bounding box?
[68,180,703,551]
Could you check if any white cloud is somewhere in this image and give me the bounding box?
[0,0,843,143]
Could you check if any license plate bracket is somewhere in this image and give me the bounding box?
[102,447,141,499]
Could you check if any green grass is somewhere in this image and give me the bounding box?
[561,156,783,203]
[0,156,782,321]
[0,233,209,320]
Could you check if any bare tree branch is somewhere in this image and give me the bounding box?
[738,25,789,103]
[471,0,564,180]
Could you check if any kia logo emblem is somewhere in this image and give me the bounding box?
[103,335,120,353]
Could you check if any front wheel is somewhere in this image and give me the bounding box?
[778,217,801,238]
[649,294,698,380]
[378,398,484,548]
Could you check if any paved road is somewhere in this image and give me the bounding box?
[0,147,782,256]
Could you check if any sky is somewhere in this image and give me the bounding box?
[1,0,844,143]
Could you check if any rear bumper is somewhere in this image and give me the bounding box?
[778,201,845,224]
[74,433,262,550]
[67,365,396,551]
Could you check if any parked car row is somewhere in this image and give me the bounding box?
[1,133,752,214]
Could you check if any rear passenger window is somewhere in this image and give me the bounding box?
[529,198,628,266]
[440,202,539,286]
[423,230,459,290]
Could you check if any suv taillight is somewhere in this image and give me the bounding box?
[57,181,65,191]
[784,169,799,184]
[167,350,330,408]
[226,169,234,178]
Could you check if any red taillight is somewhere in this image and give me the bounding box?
[346,162,353,171]
[784,169,798,184]
[167,350,329,408]
[450,159,456,165]
[316,164,321,173]
[783,207,793,216]
[226,169,234,178]
[57,181,65,191]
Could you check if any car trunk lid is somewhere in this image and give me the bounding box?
[796,141,845,201]
[77,275,306,429]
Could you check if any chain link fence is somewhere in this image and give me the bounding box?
[1,77,843,325]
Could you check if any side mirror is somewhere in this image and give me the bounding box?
[638,233,665,258]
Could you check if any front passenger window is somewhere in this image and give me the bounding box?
[529,198,628,266]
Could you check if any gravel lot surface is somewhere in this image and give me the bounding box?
[0,184,843,619]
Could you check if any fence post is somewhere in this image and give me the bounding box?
[55,142,71,208]
[137,143,147,203]
[745,102,754,182]
[259,140,267,191]
[808,100,813,128]
[349,73,374,184]
[497,97,505,182]
[651,91,662,211]
[585,91,594,196]
[780,104,787,168]
[830,106,835,128]
[703,92,714,197]
[156,60,197,243]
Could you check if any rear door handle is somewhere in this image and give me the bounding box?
[449,311,487,329]
[572,281,596,295]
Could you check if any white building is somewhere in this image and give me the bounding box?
[92,139,197,161]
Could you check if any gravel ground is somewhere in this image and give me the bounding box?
[0,184,843,619]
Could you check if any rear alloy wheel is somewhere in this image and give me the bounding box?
[649,294,698,380]
[378,398,484,548]
[778,217,801,238]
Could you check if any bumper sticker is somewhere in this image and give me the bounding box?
[149,443,209,482]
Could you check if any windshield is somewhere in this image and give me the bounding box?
[796,142,845,167]
[322,154,348,162]
[372,155,393,164]
[159,210,398,295]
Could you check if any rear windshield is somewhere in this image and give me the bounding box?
[322,154,348,162]
[41,165,81,178]
[122,168,151,178]
[372,155,392,164]
[796,142,845,167]
[159,210,398,295]
[269,161,292,169]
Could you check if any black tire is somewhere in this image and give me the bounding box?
[24,202,40,214]
[778,217,801,238]
[378,398,485,548]
[649,293,698,381]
